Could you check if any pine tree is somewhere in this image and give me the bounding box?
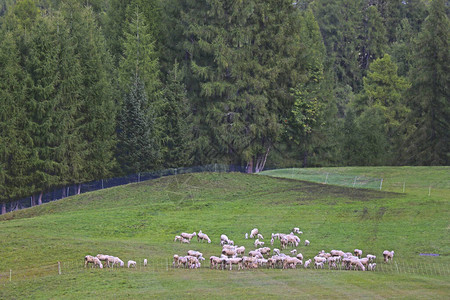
[360,5,387,71]
[160,62,193,168]
[404,0,449,165]
[119,3,160,103]
[0,29,31,211]
[61,3,117,186]
[183,0,306,171]
[116,76,159,174]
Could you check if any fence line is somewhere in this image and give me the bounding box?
[1,257,448,284]
[1,164,248,215]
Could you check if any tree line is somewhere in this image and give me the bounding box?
[0,0,448,210]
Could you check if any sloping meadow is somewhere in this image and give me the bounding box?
[0,171,448,298]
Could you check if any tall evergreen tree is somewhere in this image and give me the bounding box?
[359,5,387,71]
[61,2,117,187]
[0,29,31,212]
[116,76,159,174]
[183,0,306,172]
[160,62,193,168]
[404,0,449,165]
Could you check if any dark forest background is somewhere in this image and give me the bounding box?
[0,0,448,205]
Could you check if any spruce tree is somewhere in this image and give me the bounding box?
[183,0,306,171]
[116,76,159,174]
[404,0,449,165]
[160,62,193,168]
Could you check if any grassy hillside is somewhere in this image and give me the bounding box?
[0,169,449,299]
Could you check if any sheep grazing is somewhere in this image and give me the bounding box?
[254,239,264,248]
[383,250,394,263]
[128,260,137,268]
[187,250,204,259]
[222,248,237,258]
[292,228,303,235]
[84,255,96,268]
[181,238,190,244]
[354,249,363,258]
[257,247,271,256]
[93,257,103,269]
[304,259,312,268]
[257,233,264,240]
[270,238,274,246]
[113,257,124,267]
[273,248,281,256]
[296,253,303,261]
[248,250,263,259]
[283,257,302,269]
[314,261,324,269]
[245,233,248,239]
[250,228,259,239]
[290,249,297,255]
[304,240,310,246]
[197,230,212,243]
[235,246,246,256]
[174,235,183,242]
[227,257,243,270]
[366,254,376,262]
[96,254,111,267]
[368,263,377,271]
[181,232,197,241]
[331,250,345,257]
[173,255,180,267]
[144,259,148,267]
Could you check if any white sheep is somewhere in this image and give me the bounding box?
[144,259,148,266]
[257,233,264,240]
[366,254,376,262]
[235,246,246,256]
[383,250,394,263]
[304,240,310,246]
[96,254,111,267]
[296,253,303,261]
[290,249,297,255]
[181,232,197,241]
[174,235,183,242]
[314,261,324,269]
[273,248,281,256]
[93,257,103,269]
[368,263,377,271]
[187,250,203,259]
[254,239,264,248]
[304,259,312,268]
[250,228,259,239]
[197,230,211,243]
[84,255,96,268]
[354,249,363,258]
[270,238,274,245]
[128,260,136,268]
[245,233,248,239]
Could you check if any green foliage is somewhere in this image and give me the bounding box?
[116,76,160,174]
[404,0,449,165]
[160,62,193,168]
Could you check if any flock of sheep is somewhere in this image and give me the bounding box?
[172,228,395,271]
[84,254,147,269]
[83,227,395,272]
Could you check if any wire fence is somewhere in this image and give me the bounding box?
[1,164,248,215]
[1,257,448,284]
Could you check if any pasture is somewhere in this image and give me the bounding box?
[0,167,449,299]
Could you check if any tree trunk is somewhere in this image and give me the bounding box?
[37,191,43,205]
[62,186,66,199]
[302,150,308,168]
[1,202,6,214]
[247,159,253,173]
[77,183,81,195]
[31,195,36,207]
[255,146,271,173]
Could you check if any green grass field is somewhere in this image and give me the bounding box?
[0,167,449,299]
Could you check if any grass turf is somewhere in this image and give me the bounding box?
[0,168,449,299]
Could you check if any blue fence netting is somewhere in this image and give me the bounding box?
[0,164,249,215]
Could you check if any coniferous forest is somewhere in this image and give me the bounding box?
[0,0,449,207]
